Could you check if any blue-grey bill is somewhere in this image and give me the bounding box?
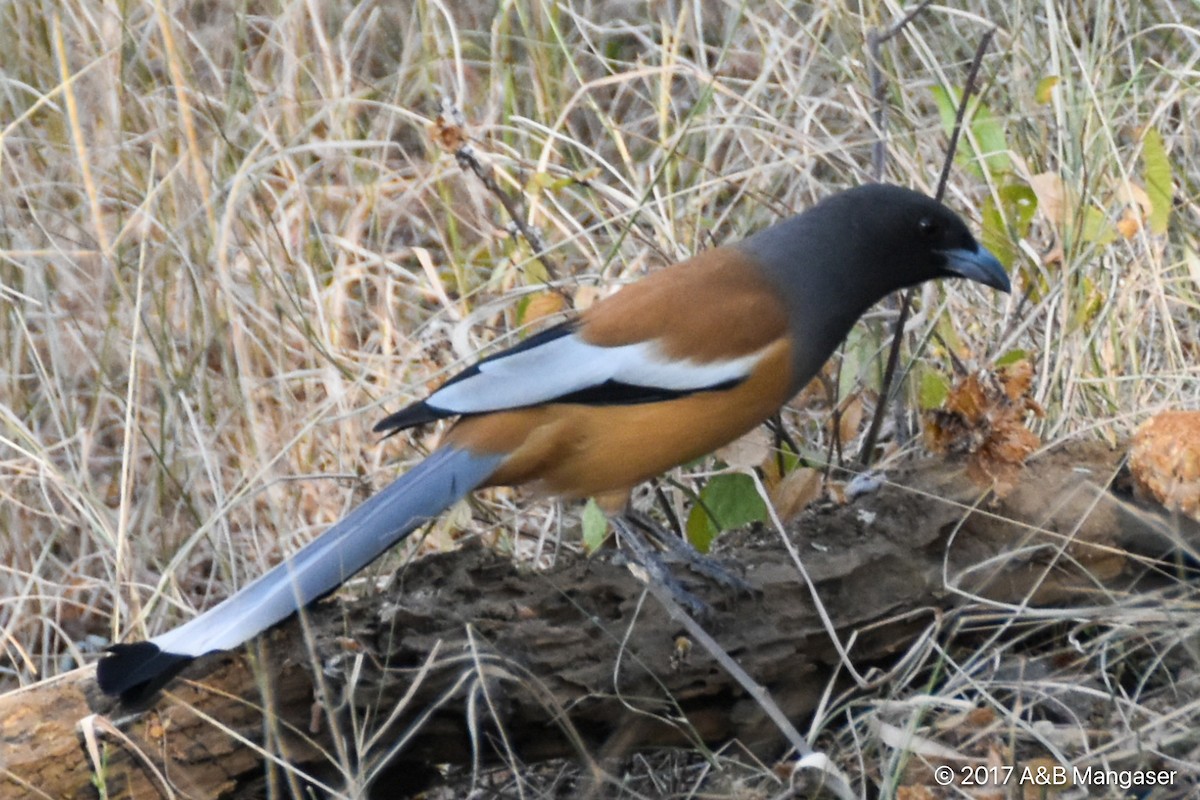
[941,246,1011,293]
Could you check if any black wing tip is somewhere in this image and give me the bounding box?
[373,402,453,436]
[96,641,195,706]
[374,320,584,436]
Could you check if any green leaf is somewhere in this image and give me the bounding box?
[970,100,1011,176]
[581,499,608,554]
[930,85,958,136]
[929,86,1011,178]
[778,442,801,474]
[1071,276,1105,326]
[514,293,532,324]
[981,183,1038,268]
[1142,126,1173,235]
[1079,205,1116,246]
[523,258,550,285]
[918,369,950,410]
[1035,75,1059,104]
[981,196,1017,269]
[528,172,572,194]
[999,183,1038,233]
[838,326,874,399]
[685,473,767,553]
[995,348,1029,367]
[935,314,964,357]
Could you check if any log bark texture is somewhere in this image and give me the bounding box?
[1,444,1189,798]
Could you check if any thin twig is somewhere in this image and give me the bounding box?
[858,28,997,466]
[454,145,562,283]
[931,329,971,376]
[867,0,934,180]
[651,482,684,537]
[856,3,937,467]
[609,517,858,800]
[934,31,997,200]
[435,97,563,284]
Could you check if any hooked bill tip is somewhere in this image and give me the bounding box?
[941,245,1011,293]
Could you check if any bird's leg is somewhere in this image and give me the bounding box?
[624,509,756,596]
[610,510,756,621]
[609,514,713,620]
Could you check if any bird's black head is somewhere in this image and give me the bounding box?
[735,184,1010,391]
[830,183,1011,295]
[739,183,1010,303]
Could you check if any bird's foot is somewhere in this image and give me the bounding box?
[625,510,756,597]
[610,512,757,620]
[610,515,714,620]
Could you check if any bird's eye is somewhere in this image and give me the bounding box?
[918,217,940,239]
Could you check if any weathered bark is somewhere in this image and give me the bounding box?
[1,444,1189,799]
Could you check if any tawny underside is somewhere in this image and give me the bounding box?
[445,337,792,505]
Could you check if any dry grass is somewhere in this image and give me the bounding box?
[2,0,1198,796]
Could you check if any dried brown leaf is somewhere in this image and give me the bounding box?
[837,394,865,445]
[1029,172,1066,225]
[1000,360,1033,401]
[572,285,601,312]
[923,360,1043,497]
[715,426,772,471]
[769,467,822,522]
[1116,208,1142,239]
[429,114,467,153]
[1129,410,1200,521]
[522,291,566,325]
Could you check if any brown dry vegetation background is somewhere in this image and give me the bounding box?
[1,0,1198,796]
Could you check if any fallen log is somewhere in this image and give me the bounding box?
[1,442,1190,798]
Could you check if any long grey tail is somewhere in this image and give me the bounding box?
[96,445,503,704]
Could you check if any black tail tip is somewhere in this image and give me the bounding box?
[96,641,194,706]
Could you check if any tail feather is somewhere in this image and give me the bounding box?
[97,445,502,703]
[95,642,193,706]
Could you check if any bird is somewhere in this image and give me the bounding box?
[96,183,1010,704]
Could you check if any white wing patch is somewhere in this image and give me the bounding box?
[427,333,769,414]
